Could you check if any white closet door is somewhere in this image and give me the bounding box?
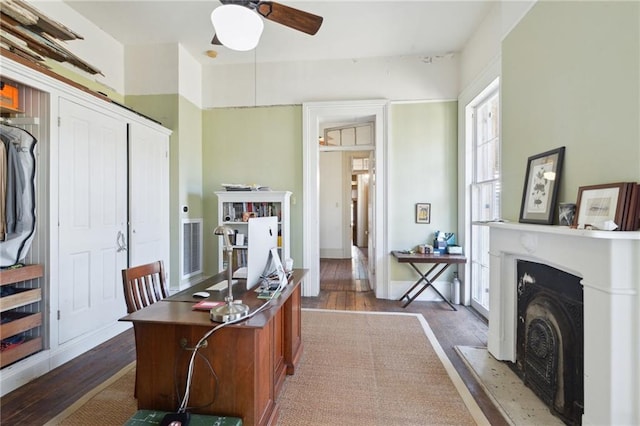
[57,98,128,344]
[127,122,169,274]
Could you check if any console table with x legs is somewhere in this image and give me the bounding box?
[392,251,467,310]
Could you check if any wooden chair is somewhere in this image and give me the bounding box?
[121,260,168,398]
[121,260,169,314]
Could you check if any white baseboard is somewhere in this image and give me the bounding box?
[0,321,131,396]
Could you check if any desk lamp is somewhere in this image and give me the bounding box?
[211,226,250,322]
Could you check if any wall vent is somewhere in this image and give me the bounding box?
[181,219,203,279]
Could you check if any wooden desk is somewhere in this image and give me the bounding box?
[391,251,466,309]
[120,269,307,426]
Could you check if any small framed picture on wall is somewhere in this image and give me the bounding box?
[416,203,431,224]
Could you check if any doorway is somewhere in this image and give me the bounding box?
[319,149,372,291]
[302,100,389,298]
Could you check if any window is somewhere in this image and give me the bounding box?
[352,157,369,172]
[321,123,374,148]
[469,79,500,318]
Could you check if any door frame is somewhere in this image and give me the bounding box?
[302,100,389,297]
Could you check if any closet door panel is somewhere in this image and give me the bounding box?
[57,98,128,344]
[128,122,169,273]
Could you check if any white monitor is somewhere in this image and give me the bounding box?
[262,247,288,289]
[234,216,278,290]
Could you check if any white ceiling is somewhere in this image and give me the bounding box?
[61,0,494,66]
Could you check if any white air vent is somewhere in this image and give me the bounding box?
[181,219,203,279]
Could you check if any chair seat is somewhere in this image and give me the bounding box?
[124,409,242,425]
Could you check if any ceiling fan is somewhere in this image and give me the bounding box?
[211,0,323,48]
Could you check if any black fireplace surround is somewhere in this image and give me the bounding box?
[515,260,584,425]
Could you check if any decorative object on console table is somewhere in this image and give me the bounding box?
[573,182,635,230]
[415,203,431,224]
[432,231,454,255]
[519,147,565,225]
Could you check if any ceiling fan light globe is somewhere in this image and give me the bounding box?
[210,4,264,51]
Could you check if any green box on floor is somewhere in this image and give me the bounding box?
[124,410,242,426]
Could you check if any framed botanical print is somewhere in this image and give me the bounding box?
[519,147,565,224]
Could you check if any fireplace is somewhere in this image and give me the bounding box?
[515,260,583,425]
[485,222,639,425]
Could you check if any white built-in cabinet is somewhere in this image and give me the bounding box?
[0,57,170,395]
[56,97,129,345]
[216,191,291,272]
[127,122,170,269]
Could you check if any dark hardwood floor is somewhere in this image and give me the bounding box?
[1,248,507,425]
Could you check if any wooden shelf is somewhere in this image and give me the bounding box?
[1,312,42,340]
[0,288,41,311]
[1,336,42,368]
[0,105,24,115]
[0,264,44,368]
[0,264,44,286]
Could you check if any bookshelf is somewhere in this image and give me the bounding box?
[215,191,291,272]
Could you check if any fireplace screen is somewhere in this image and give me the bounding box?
[516,260,584,425]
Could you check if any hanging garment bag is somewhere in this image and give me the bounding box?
[0,123,37,267]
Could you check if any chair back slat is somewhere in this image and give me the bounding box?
[121,261,169,313]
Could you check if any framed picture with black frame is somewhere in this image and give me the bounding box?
[519,147,565,224]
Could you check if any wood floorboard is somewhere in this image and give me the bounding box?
[1,246,507,425]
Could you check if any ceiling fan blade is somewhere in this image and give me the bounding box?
[211,34,222,45]
[256,1,323,36]
[219,0,252,5]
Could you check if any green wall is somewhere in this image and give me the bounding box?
[389,101,458,281]
[178,96,204,219]
[125,94,204,288]
[202,106,303,274]
[501,1,640,221]
[201,102,459,285]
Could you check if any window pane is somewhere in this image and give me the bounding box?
[341,128,355,146]
[475,138,500,182]
[471,224,490,310]
[470,81,500,317]
[327,130,340,146]
[471,181,501,221]
[356,125,373,146]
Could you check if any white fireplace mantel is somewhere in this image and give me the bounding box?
[485,222,639,426]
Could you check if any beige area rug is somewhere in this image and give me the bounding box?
[278,310,489,425]
[45,361,138,425]
[47,310,489,425]
[454,346,564,426]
